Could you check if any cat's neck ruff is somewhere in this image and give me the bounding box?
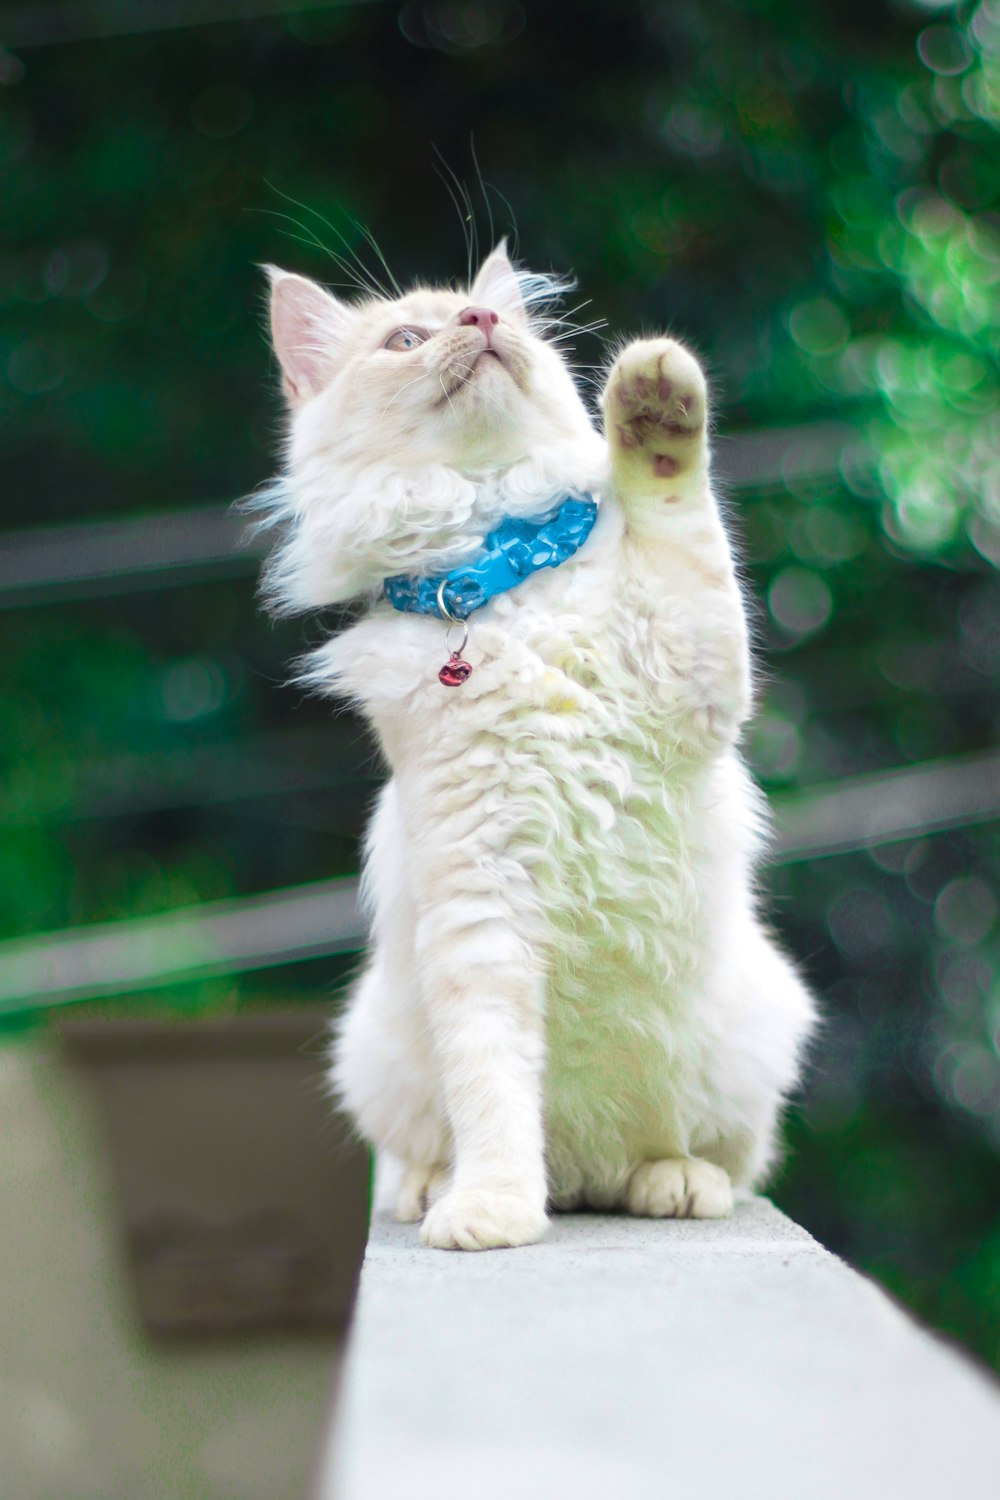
[382,493,599,622]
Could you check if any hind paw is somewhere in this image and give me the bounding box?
[395,1163,449,1223]
[626,1158,733,1219]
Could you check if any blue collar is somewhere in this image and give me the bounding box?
[383,494,598,621]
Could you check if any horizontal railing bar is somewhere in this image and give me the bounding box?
[2,727,379,826]
[2,748,996,1011]
[0,422,858,608]
[768,747,1000,863]
[0,877,364,1012]
[713,419,858,492]
[10,637,986,827]
[0,504,262,608]
[2,0,381,49]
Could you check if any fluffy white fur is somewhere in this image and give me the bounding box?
[258,243,816,1251]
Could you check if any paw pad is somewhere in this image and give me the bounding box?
[606,339,707,479]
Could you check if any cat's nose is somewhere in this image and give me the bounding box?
[459,306,500,343]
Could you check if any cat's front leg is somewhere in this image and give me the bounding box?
[602,338,751,748]
[413,891,549,1251]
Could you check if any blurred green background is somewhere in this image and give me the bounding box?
[2,0,999,1372]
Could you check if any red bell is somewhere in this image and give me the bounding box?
[439,654,473,687]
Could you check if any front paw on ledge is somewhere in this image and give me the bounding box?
[420,1187,548,1251]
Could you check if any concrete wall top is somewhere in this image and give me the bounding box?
[320,1199,1000,1500]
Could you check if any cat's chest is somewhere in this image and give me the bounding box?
[370,607,679,785]
[329,524,690,755]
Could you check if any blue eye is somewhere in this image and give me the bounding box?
[385,326,430,352]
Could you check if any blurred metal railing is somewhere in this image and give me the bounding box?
[0,421,856,607]
[769,748,1000,864]
[2,0,382,49]
[3,747,997,1012]
[0,877,364,1012]
[0,504,261,607]
[2,728,377,826]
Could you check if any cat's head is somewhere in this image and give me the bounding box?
[256,243,605,614]
[267,242,595,472]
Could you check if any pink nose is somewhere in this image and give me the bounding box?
[459,306,500,340]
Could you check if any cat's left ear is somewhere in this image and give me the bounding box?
[265,265,355,405]
[470,240,527,323]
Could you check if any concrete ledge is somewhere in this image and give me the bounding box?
[318,1199,1000,1499]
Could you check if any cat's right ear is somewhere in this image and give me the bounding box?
[264,266,354,405]
[470,240,527,323]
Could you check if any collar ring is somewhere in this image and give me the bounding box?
[436,579,469,657]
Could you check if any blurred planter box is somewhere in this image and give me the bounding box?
[59,1008,369,1337]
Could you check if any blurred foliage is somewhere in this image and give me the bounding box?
[2,0,999,1366]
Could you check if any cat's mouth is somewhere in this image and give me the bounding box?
[475,333,531,390]
[468,347,505,374]
[436,348,510,404]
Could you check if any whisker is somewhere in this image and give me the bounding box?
[545,323,609,345]
[438,373,459,418]
[349,215,403,298]
[471,137,517,256]
[261,226,376,300]
[255,207,380,300]
[261,183,390,300]
[432,148,476,286]
[379,371,431,419]
[470,136,492,258]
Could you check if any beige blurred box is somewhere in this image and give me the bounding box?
[60,1009,369,1337]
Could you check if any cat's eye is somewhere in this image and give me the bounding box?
[384,327,430,352]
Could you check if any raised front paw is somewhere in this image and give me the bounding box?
[603,338,707,481]
[419,1186,548,1251]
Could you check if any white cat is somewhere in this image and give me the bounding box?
[258,242,816,1250]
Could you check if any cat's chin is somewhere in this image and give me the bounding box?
[460,348,515,387]
[439,363,526,442]
[467,341,529,393]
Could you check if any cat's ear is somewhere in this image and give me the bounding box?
[265,266,354,404]
[470,240,527,322]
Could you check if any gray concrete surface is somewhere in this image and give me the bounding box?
[323,1199,1000,1500]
